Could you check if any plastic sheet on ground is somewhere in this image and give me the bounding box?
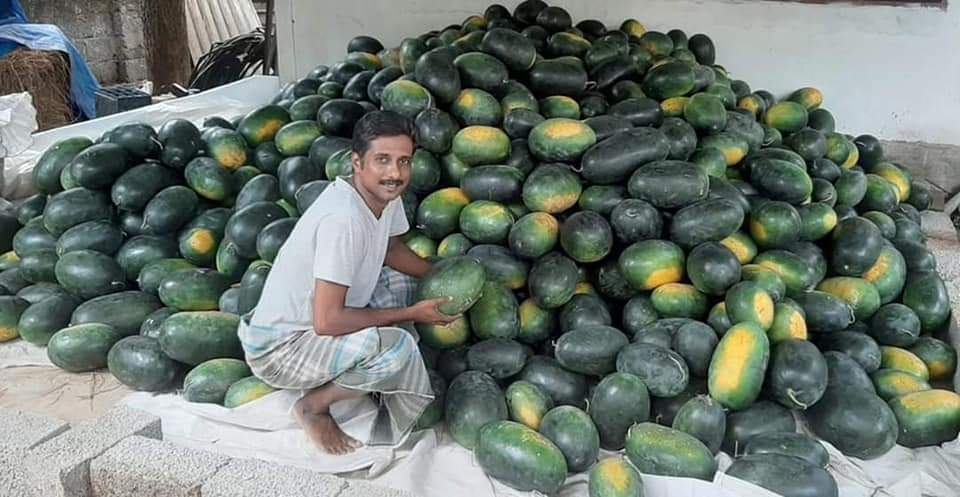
[120,384,960,497]
[4,321,960,497]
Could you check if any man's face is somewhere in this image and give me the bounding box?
[352,134,414,205]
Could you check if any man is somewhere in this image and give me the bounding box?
[238,110,456,455]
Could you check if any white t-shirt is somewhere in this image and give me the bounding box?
[239,177,410,358]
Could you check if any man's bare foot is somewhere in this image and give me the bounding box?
[294,401,361,455]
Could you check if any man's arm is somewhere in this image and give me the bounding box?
[385,236,432,278]
[312,279,453,336]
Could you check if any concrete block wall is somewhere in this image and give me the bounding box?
[882,140,960,211]
[0,405,418,497]
[21,0,148,85]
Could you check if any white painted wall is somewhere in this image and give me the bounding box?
[275,0,960,146]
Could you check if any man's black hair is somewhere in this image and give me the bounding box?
[351,110,416,156]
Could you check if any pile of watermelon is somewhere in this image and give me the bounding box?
[2,1,959,495]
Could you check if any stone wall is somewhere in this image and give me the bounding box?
[20,0,148,85]
[882,140,960,211]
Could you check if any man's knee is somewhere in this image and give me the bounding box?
[377,329,419,374]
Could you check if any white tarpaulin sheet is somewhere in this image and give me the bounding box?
[6,338,959,497]
[119,385,960,497]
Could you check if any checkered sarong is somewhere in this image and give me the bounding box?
[240,267,431,446]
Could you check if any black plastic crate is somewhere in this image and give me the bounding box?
[95,85,152,117]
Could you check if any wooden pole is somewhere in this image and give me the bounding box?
[142,0,192,92]
[264,0,276,75]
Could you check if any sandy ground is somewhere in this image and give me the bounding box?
[0,364,133,421]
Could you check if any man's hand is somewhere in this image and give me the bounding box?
[408,298,460,325]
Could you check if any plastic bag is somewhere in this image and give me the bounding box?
[0,91,36,157]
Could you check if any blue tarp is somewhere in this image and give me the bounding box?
[0,0,26,25]
[0,0,100,119]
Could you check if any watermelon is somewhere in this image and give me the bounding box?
[538,405,599,473]
[445,371,508,449]
[505,380,553,430]
[476,421,567,494]
[588,457,643,497]
[625,423,716,480]
[416,256,486,315]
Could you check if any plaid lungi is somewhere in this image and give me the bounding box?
[241,267,432,446]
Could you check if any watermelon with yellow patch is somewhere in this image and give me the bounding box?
[509,212,559,259]
[870,162,911,201]
[787,87,823,110]
[452,126,511,166]
[505,380,554,431]
[651,283,708,319]
[798,203,838,242]
[417,316,470,350]
[437,233,473,258]
[741,264,786,303]
[908,337,957,382]
[621,19,646,38]
[870,369,931,401]
[0,251,19,271]
[274,120,323,157]
[838,140,859,169]
[768,301,808,344]
[754,250,820,296]
[0,296,29,342]
[817,277,881,322]
[459,201,515,244]
[381,79,434,119]
[575,282,596,296]
[709,322,770,411]
[236,105,291,147]
[824,133,852,166]
[205,130,249,171]
[619,240,685,291]
[346,51,382,71]
[404,231,438,259]
[184,157,233,201]
[521,164,582,214]
[540,95,581,119]
[880,346,930,381]
[861,243,907,305]
[697,133,749,166]
[725,282,775,331]
[660,96,689,117]
[178,227,221,267]
[764,101,808,133]
[588,457,644,497]
[888,390,960,448]
[720,232,757,264]
[223,376,277,408]
[452,89,503,127]
[416,187,471,240]
[737,95,765,117]
[517,298,556,345]
[528,118,597,163]
[749,201,802,249]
